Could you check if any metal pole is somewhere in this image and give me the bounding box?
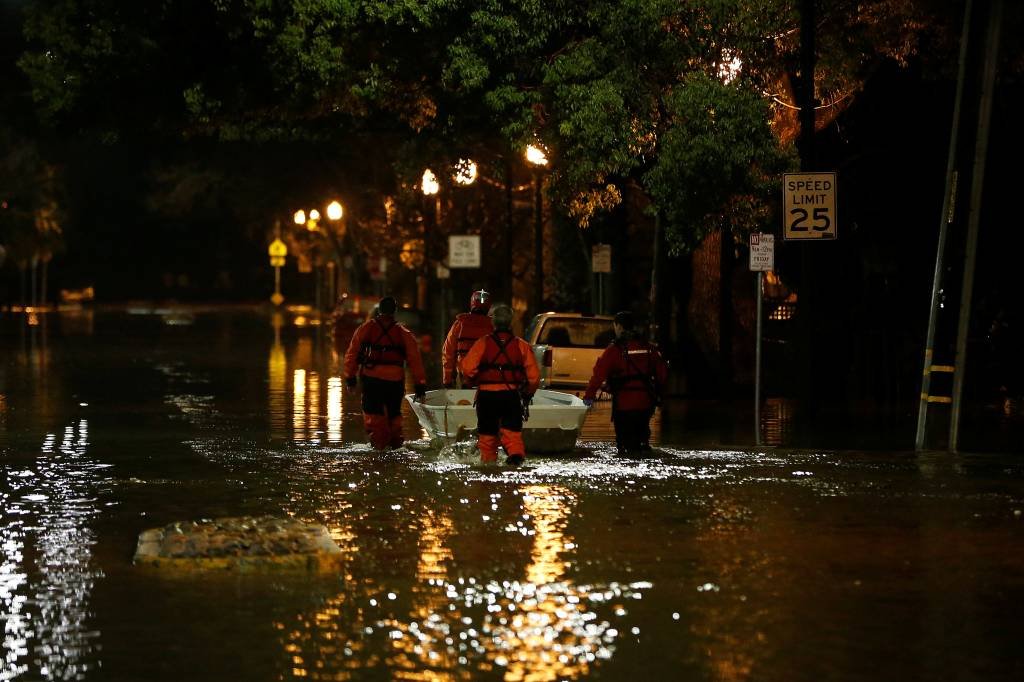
[533,172,544,314]
[797,0,816,410]
[648,212,662,343]
[30,257,37,309]
[915,0,973,450]
[950,0,1003,452]
[755,271,763,446]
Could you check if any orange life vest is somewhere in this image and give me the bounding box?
[358,318,407,368]
[474,332,527,388]
[455,312,493,359]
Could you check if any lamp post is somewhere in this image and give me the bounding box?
[421,169,440,312]
[525,144,548,315]
[293,200,345,314]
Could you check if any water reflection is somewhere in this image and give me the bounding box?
[760,398,794,446]
[274,480,646,680]
[0,420,106,680]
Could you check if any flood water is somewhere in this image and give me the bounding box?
[2,306,1023,681]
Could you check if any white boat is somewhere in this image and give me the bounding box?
[406,389,589,453]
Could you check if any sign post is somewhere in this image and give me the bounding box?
[783,172,837,240]
[592,244,611,314]
[749,233,775,446]
[267,237,288,306]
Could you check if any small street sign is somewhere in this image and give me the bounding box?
[267,238,287,267]
[592,244,612,273]
[449,235,481,268]
[749,233,775,271]
[783,172,837,240]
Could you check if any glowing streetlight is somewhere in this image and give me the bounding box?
[525,144,548,167]
[326,200,343,221]
[309,209,321,222]
[453,158,477,186]
[421,169,440,196]
[293,209,306,225]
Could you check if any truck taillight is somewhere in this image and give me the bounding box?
[543,348,552,367]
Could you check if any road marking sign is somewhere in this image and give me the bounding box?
[784,172,837,240]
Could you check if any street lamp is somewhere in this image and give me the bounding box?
[293,200,346,313]
[453,158,478,186]
[421,169,440,195]
[419,169,442,311]
[525,144,549,315]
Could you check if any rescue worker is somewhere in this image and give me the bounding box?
[344,296,427,450]
[442,289,494,388]
[460,303,540,465]
[583,311,668,455]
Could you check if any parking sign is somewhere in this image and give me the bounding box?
[449,235,481,268]
[749,233,775,271]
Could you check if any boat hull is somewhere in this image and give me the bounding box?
[405,389,588,453]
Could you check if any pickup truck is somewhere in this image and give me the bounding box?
[524,312,616,391]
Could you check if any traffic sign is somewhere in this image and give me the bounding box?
[449,235,481,268]
[783,172,837,240]
[591,244,612,273]
[749,233,774,271]
[268,238,287,267]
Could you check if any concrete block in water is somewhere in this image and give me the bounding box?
[133,516,344,573]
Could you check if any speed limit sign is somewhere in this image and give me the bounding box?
[783,172,837,240]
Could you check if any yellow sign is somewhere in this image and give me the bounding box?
[268,238,288,258]
[783,172,837,240]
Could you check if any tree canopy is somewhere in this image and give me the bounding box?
[16,0,963,253]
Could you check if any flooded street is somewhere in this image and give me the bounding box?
[2,307,1023,681]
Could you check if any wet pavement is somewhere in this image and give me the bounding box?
[1,306,1023,681]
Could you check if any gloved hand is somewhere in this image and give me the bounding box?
[414,383,427,403]
[345,376,357,394]
[583,397,594,408]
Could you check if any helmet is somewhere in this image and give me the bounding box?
[377,296,398,316]
[489,303,514,331]
[469,289,491,312]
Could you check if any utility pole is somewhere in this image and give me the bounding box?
[797,0,817,412]
[949,0,1003,452]
[915,0,1003,451]
[915,0,974,450]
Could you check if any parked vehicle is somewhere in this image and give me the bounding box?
[525,312,616,390]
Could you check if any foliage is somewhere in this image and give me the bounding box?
[16,0,965,252]
[0,128,64,267]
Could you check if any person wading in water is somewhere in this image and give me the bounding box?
[583,311,668,455]
[344,296,427,450]
[460,303,539,465]
[441,289,494,389]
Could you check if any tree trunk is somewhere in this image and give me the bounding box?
[718,227,735,398]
